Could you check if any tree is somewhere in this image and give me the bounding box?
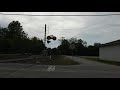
[7,21,28,39]
[51,48,58,55]
[0,21,45,54]
[58,39,71,55]
[30,37,45,54]
[57,37,88,55]
[87,44,99,56]
[69,37,78,44]
[94,43,101,47]
[0,27,8,39]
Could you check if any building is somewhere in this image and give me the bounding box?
[99,40,120,61]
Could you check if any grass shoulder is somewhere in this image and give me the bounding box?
[50,55,80,65]
[0,54,80,65]
[80,56,120,66]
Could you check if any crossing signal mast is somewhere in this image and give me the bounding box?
[43,24,57,56]
[43,24,57,59]
[44,24,57,45]
[44,24,47,47]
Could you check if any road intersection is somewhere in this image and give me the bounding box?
[0,56,120,78]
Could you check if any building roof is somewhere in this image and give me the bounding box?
[100,39,120,47]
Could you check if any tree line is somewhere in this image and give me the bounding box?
[0,20,101,56]
[49,38,101,56]
[0,21,45,54]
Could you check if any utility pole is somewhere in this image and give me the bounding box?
[42,24,47,56]
[44,24,47,47]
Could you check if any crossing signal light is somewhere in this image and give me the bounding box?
[53,36,56,40]
[47,36,51,40]
[47,40,51,44]
[47,35,57,41]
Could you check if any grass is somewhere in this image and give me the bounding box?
[0,54,30,60]
[80,56,120,66]
[1,54,80,65]
[50,55,80,65]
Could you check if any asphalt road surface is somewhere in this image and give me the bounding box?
[1,56,120,78]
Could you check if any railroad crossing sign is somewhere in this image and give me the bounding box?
[69,44,75,50]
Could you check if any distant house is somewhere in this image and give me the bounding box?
[99,40,120,61]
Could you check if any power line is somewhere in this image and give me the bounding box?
[0,13,120,16]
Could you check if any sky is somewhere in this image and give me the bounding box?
[0,12,120,48]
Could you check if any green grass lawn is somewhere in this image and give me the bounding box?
[33,55,80,65]
[80,56,120,66]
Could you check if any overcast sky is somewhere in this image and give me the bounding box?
[0,12,120,48]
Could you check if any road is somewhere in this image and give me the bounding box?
[0,56,120,78]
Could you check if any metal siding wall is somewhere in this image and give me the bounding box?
[99,45,120,61]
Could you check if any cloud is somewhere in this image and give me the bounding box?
[0,12,120,48]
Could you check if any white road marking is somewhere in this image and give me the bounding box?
[47,66,53,71]
[51,66,55,71]
[47,65,55,72]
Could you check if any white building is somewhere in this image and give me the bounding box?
[99,40,120,61]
